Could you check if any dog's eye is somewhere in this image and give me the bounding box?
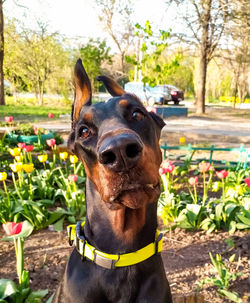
[80,127,91,139]
[132,110,145,121]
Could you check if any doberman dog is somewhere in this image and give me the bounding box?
[53,59,172,303]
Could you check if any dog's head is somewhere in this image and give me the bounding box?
[68,59,165,210]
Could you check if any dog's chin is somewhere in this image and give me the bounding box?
[104,183,161,210]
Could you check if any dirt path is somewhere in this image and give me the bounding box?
[0,228,249,302]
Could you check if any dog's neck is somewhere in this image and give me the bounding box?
[83,178,158,254]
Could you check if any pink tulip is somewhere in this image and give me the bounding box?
[17,143,26,149]
[23,145,34,152]
[244,177,250,187]
[161,160,175,173]
[2,222,23,236]
[68,174,78,182]
[46,138,56,147]
[4,116,13,123]
[199,162,211,173]
[33,127,39,135]
[48,113,54,118]
[188,176,198,186]
[216,170,229,179]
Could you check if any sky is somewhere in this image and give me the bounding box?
[4,0,180,50]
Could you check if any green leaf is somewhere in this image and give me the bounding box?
[235,222,249,230]
[0,279,18,299]
[24,289,48,302]
[186,204,201,216]
[237,214,250,226]
[218,289,242,303]
[45,293,55,303]
[229,221,236,235]
[53,217,65,232]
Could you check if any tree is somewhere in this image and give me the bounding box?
[95,0,134,77]
[78,39,112,92]
[223,0,250,106]
[172,0,229,114]
[125,21,172,86]
[5,19,72,104]
[20,22,70,104]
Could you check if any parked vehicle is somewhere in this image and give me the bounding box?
[124,82,165,106]
[149,85,184,105]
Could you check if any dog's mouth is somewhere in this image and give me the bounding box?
[104,182,161,210]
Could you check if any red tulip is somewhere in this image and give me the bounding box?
[161,160,175,174]
[23,145,34,152]
[48,113,54,118]
[216,170,229,179]
[199,162,211,173]
[68,174,78,182]
[4,116,13,123]
[46,138,56,147]
[17,142,26,149]
[244,177,250,187]
[33,126,39,135]
[188,176,198,186]
[2,222,23,236]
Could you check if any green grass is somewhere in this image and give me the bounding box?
[0,104,71,123]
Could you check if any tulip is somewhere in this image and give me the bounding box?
[161,160,175,173]
[244,176,250,187]
[216,170,229,179]
[23,145,34,152]
[22,163,34,174]
[9,162,23,172]
[2,221,33,286]
[0,171,7,181]
[38,154,48,163]
[33,126,39,135]
[2,222,23,236]
[199,162,211,173]
[188,176,198,186]
[9,147,21,157]
[46,138,56,147]
[15,155,23,162]
[17,143,26,149]
[179,137,186,144]
[48,113,54,118]
[68,174,78,182]
[59,152,68,160]
[70,155,78,164]
[4,116,13,123]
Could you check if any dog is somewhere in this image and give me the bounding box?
[53,59,172,303]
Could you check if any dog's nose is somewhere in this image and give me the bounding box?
[98,134,143,172]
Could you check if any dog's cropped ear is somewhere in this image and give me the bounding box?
[149,112,166,138]
[97,75,125,97]
[73,58,92,127]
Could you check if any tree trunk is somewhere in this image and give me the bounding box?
[196,50,207,114]
[0,0,5,105]
[195,0,211,114]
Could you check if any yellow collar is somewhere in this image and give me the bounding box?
[67,221,163,269]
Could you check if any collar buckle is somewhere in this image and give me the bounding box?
[93,251,120,269]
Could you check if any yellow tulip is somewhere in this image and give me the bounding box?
[69,155,78,164]
[38,154,48,163]
[59,152,68,160]
[22,163,34,174]
[15,155,23,162]
[179,137,186,144]
[9,147,21,157]
[0,172,7,181]
[9,162,23,172]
